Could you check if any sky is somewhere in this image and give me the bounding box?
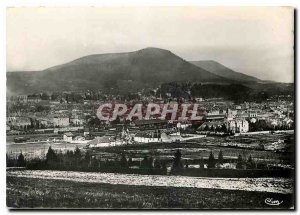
[7,7,294,82]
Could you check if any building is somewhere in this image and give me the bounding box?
[63,132,74,142]
[27,95,41,103]
[228,119,249,133]
[176,122,192,129]
[133,131,161,143]
[205,114,225,121]
[161,132,183,143]
[70,115,84,126]
[226,108,235,120]
[6,116,31,130]
[53,117,70,127]
[250,118,257,123]
[37,118,53,128]
[17,95,28,103]
[248,111,257,118]
[282,118,294,129]
[87,136,116,148]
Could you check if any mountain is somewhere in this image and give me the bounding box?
[7,48,230,95]
[190,60,261,83]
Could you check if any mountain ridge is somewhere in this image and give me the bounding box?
[7,47,265,95]
[190,60,261,83]
[7,48,230,95]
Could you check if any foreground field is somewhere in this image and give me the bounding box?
[7,176,293,209]
[7,170,293,194]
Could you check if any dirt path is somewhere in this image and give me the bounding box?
[7,170,293,194]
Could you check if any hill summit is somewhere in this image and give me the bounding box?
[7,48,230,95]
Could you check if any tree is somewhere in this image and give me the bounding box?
[40,93,49,100]
[207,151,215,169]
[216,126,222,132]
[66,150,73,159]
[74,147,81,160]
[218,151,224,165]
[17,152,26,167]
[203,124,209,131]
[140,156,149,169]
[154,159,162,169]
[91,157,99,170]
[120,154,128,168]
[128,157,133,167]
[57,150,63,167]
[199,157,205,169]
[46,147,57,163]
[236,154,243,169]
[172,149,183,172]
[148,156,154,169]
[221,124,227,133]
[46,146,58,169]
[246,155,255,169]
[84,151,91,167]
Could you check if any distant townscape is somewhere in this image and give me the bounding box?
[6,47,294,209]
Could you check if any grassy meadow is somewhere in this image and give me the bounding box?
[7,176,294,209]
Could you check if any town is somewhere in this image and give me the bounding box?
[7,85,294,131]
[6,85,294,161]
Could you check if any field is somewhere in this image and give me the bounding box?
[6,132,294,209]
[7,170,293,193]
[92,132,294,166]
[7,175,294,209]
[7,132,294,167]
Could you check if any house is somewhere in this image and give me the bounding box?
[161,132,183,143]
[37,118,53,128]
[27,95,41,103]
[228,119,249,133]
[70,115,84,126]
[225,108,235,120]
[87,136,116,148]
[7,117,31,130]
[133,131,162,143]
[250,118,257,123]
[248,111,257,118]
[205,114,225,121]
[63,132,74,142]
[283,118,294,128]
[17,95,28,103]
[176,122,192,129]
[53,117,70,127]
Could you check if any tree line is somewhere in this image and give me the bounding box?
[7,146,267,174]
[6,147,169,175]
[170,149,257,173]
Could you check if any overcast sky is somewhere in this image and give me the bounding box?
[7,7,294,82]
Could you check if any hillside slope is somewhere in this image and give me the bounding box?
[190,60,261,82]
[7,48,228,95]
